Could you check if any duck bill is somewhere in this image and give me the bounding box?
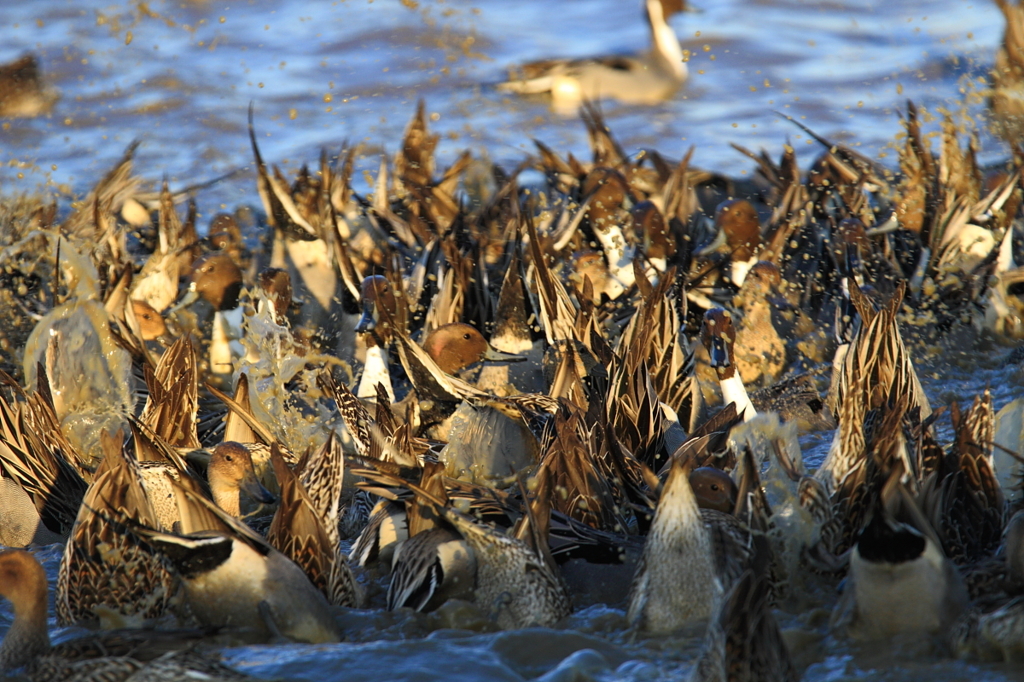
[695,228,727,257]
[708,336,730,369]
[241,470,276,505]
[355,301,377,333]
[483,347,527,363]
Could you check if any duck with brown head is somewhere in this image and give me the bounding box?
[698,199,762,288]
[207,442,276,518]
[176,252,246,376]
[699,308,756,422]
[422,323,525,376]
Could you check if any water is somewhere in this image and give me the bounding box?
[1,0,1023,680]
[0,0,1009,218]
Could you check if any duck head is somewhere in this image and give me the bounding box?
[835,217,870,278]
[209,442,276,516]
[689,467,738,514]
[699,199,761,263]
[633,200,673,262]
[700,308,736,380]
[130,299,174,343]
[423,323,525,375]
[0,549,50,672]
[583,167,633,230]
[188,253,243,311]
[355,275,397,334]
[258,267,293,325]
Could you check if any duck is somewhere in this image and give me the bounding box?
[383,462,477,612]
[831,501,968,642]
[696,198,762,290]
[0,371,88,548]
[130,300,174,344]
[627,455,722,632]
[437,480,572,629]
[497,0,688,110]
[0,53,57,118]
[699,308,757,422]
[128,481,344,644]
[355,462,571,628]
[690,466,739,514]
[0,549,262,681]
[266,444,361,607]
[354,274,399,401]
[990,0,1024,145]
[183,252,246,375]
[207,442,276,516]
[689,569,799,682]
[731,261,787,387]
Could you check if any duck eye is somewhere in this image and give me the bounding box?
[463,333,471,340]
[225,455,233,462]
[711,483,720,491]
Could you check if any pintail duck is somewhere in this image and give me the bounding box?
[0,54,57,118]
[208,442,276,516]
[129,480,343,644]
[627,455,721,632]
[266,444,361,607]
[130,300,174,344]
[354,274,399,401]
[699,308,757,422]
[384,462,477,612]
[818,282,930,497]
[181,252,246,375]
[730,261,787,387]
[831,494,968,642]
[0,370,88,548]
[990,0,1024,144]
[498,0,688,110]
[56,430,179,628]
[690,569,798,682]
[690,467,739,514]
[694,199,762,296]
[0,549,262,681]
[130,183,200,315]
[438,477,571,629]
[357,464,571,628]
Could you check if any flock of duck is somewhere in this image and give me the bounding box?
[2,1,1024,681]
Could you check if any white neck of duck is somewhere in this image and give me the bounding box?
[720,373,756,422]
[358,344,395,401]
[731,256,758,287]
[647,0,686,80]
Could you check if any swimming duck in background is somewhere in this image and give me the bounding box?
[0,54,57,118]
[497,0,688,110]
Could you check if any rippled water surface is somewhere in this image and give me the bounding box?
[2,0,1024,680]
[0,0,1010,209]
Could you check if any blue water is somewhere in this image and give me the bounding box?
[0,0,1007,215]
